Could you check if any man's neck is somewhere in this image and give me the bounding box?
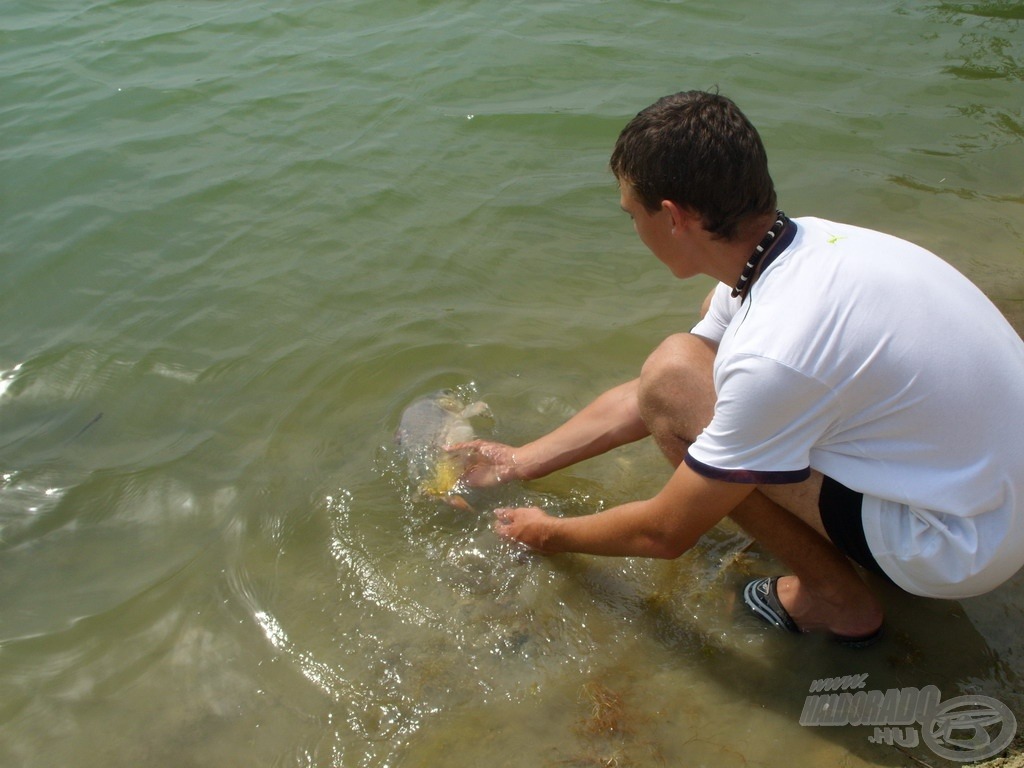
[700,212,780,287]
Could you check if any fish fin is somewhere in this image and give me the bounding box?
[443,494,474,512]
[461,401,492,419]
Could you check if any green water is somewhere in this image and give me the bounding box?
[1,0,1022,765]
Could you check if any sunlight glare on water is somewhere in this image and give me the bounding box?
[1,0,1022,766]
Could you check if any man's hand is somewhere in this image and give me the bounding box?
[493,506,556,552]
[446,440,522,488]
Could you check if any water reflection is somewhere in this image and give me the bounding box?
[932,2,1024,82]
[0,471,233,642]
[3,0,1023,762]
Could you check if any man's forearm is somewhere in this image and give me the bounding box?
[541,499,687,559]
[495,463,755,559]
[514,379,648,480]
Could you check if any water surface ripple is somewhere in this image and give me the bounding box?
[1,0,1022,766]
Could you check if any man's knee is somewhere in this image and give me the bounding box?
[638,333,717,444]
[639,333,716,394]
[700,287,716,319]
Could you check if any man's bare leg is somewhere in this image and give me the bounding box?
[730,487,884,637]
[638,332,719,466]
[638,332,883,637]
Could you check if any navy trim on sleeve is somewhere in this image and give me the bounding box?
[684,453,811,484]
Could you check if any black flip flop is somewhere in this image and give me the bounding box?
[742,577,884,648]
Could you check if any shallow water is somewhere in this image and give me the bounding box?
[1,0,1023,766]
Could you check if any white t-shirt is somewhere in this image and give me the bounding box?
[688,217,1024,598]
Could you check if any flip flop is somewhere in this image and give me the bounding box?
[742,577,884,648]
[743,577,801,633]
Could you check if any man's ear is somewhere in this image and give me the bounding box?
[660,199,697,236]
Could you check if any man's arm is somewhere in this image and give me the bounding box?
[454,378,649,486]
[495,461,756,559]
[515,378,649,479]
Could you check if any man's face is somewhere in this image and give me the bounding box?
[619,182,680,275]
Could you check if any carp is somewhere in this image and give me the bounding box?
[395,390,491,510]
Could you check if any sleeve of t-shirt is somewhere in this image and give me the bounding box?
[685,352,837,483]
[690,282,740,344]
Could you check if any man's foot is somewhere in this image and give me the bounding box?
[743,577,884,648]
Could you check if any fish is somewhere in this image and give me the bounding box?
[395,390,491,510]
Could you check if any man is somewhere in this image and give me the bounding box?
[454,90,1024,647]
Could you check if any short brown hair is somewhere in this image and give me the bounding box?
[610,91,777,240]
